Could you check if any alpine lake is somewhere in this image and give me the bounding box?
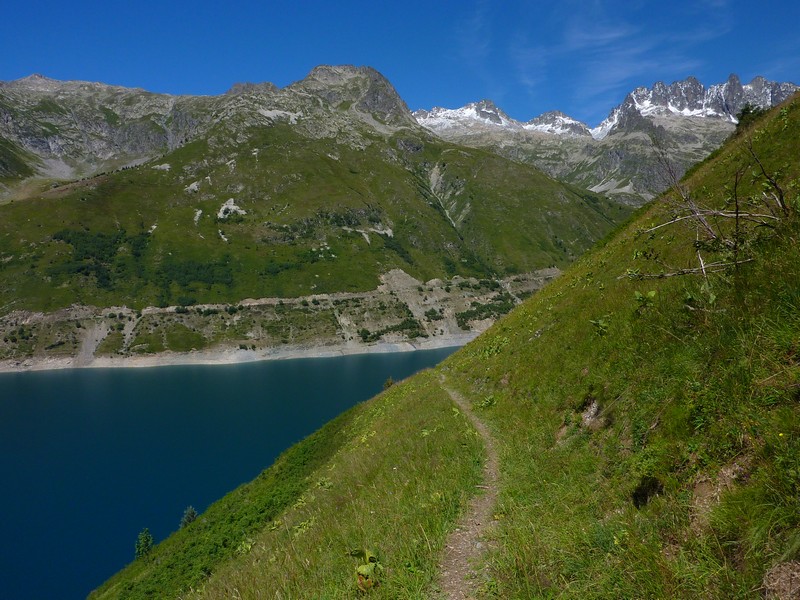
[0,347,457,599]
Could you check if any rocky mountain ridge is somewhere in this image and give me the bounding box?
[414,74,798,140]
[2,69,796,205]
[592,74,798,139]
[0,64,630,357]
[413,74,798,204]
[0,66,419,184]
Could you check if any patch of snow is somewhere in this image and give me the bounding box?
[523,113,588,136]
[193,209,203,225]
[414,101,522,132]
[185,181,200,193]
[590,178,636,195]
[218,230,228,243]
[590,109,620,140]
[152,163,171,171]
[342,224,393,244]
[148,224,157,234]
[217,198,246,219]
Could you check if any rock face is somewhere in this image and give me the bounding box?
[592,74,799,139]
[0,74,219,178]
[414,75,798,203]
[525,111,591,137]
[288,65,417,129]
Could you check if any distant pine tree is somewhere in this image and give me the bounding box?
[736,103,768,132]
[135,528,153,559]
[180,506,198,529]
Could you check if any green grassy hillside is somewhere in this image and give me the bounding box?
[90,370,484,599]
[0,137,36,182]
[441,94,800,597]
[0,124,626,314]
[92,97,800,598]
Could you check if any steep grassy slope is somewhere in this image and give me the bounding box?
[92,97,799,599]
[90,370,484,599]
[0,137,36,182]
[442,94,800,597]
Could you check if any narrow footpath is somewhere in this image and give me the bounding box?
[437,375,501,599]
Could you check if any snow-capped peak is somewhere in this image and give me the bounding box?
[413,75,797,141]
[593,75,799,137]
[589,108,621,140]
[413,100,520,131]
[413,102,591,137]
[524,111,590,136]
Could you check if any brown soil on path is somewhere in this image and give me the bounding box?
[437,375,500,599]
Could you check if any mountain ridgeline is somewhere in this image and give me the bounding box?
[89,89,800,597]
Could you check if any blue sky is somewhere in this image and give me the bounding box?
[2,0,798,126]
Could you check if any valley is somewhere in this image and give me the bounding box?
[0,66,628,369]
[1,61,799,599]
[86,89,800,600]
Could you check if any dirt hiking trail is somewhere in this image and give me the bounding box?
[437,375,500,599]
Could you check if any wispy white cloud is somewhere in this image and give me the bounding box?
[506,0,736,123]
[509,32,547,100]
[455,0,492,64]
[561,22,638,53]
[444,0,743,123]
[451,0,507,104]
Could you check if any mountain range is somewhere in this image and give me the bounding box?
[416,74,797,139]
[2,70,796,206]
[415,74,798,202]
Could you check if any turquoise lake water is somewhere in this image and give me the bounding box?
[0,347,456,599]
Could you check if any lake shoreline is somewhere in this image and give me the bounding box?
[0,331,479,374]
[1,336,457,600]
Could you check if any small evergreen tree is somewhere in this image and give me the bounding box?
[180,506,198,529]
[135,527,154,559]
[736,103,768,132]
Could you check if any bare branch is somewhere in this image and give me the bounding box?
[746,137,787,215]
[641,211,778,235]
[696,232,708,280]
[629,259,755,279]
